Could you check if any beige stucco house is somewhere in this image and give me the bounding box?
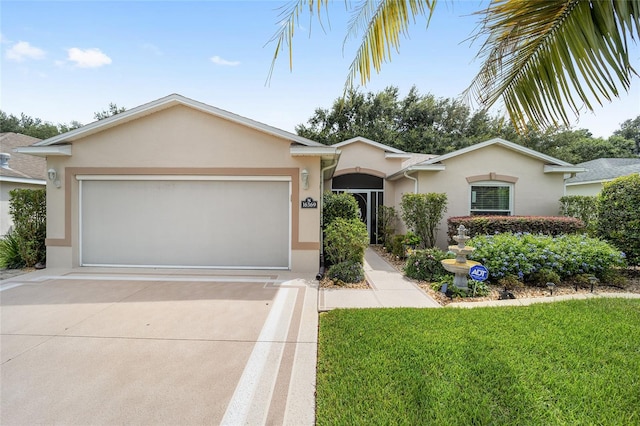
[17,94,339,272]
[17,94,583,272]
[1,133,46,236]
[329,136,583,247]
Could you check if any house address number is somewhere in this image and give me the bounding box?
[301,197,318,209]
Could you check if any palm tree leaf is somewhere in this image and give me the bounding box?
[465,0,640,133]
[345,0,437,87]
[267,0,332,83]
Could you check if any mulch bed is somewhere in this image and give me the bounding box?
[371,245,640,306]
[320,278,370,290]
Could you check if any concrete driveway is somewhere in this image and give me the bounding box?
[0,268,318,425]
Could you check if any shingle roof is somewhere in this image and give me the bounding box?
[565,158,640,184]
[0,133,46,180]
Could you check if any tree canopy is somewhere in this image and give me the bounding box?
[272,0,640,133]
[296,85,638,163]
[94,103,126,121]
[0,111,82,139]
[1,102,126,140]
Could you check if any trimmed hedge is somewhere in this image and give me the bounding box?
[559,195,598,234]
[597,173,640,266]
[448,216,585,242]
[327,261,365,284]
[322,191,359,229]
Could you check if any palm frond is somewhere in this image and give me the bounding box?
[465,0,640,133]
[345,0,437,88]
[267,0,332,84]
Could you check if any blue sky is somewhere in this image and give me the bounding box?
[2,0,639,138]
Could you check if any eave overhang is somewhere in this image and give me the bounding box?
[385,153,413,159]
[0,176,46,185]
[387,164,446,181]
[14,145,72,157]
[290,146,341,180]
[544,165,586,173]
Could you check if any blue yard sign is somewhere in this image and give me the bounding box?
[469,264,489,282]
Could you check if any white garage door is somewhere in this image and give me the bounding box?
[79,177,290,268]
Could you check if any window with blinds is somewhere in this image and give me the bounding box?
[470,184,511,216]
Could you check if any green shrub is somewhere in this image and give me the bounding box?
[448,216,585,242]
[431,275,467,298]
[468,279,490,297]
[469,233,626,284]
[327,261,365,284]
[404,248,453,281]
[8,188,46,267]
[498,274,524,290]
[559,195,598,235]
[376,205,397,247]
[388,234,405,258]
[400,193,447,248]
[597,173,640,266]
[402,232,421,247]
[529,268,561,286]
[0,231,26,269]
[324,218,369,265]
[322,191,359,229]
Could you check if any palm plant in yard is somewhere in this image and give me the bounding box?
[270,0,639,132]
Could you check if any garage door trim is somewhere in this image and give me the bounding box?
[78,175,292,269]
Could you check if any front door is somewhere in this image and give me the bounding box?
[331,173,385,244]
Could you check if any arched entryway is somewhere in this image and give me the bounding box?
[331,173,384,244]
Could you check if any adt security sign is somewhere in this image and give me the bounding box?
[469,264,489,282]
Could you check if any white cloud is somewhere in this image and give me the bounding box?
[6,41,45,61]
[67,47,112,68]
[210,55,240,66]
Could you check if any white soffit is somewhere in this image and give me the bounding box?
[387,164,445,181]
[13,145,72,157]
[544,165,587,173]
[0,176,46,185]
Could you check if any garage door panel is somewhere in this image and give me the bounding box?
[81,179,290,268]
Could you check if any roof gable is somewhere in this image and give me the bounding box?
[33,94,325,148]
[332,136,406,154]
[0,133,46,181]
[418,138,574,167]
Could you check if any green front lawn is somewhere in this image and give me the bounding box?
[317,299,640,425]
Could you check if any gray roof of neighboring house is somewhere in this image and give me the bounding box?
[565,158,640,184]
[0,133,46,181]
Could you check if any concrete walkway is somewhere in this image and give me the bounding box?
[319,248,441,310]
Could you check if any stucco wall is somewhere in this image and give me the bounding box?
[46,105,322,272]
[331,141,406,207]
[565,182,604,196]
[414,145,567,248]
[333,141,405,178]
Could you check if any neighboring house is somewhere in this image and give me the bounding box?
[565,158,640,196]
[16,94,583,271]
[0,133,46,236]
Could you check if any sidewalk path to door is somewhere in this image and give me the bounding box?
[319,248,441,310]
